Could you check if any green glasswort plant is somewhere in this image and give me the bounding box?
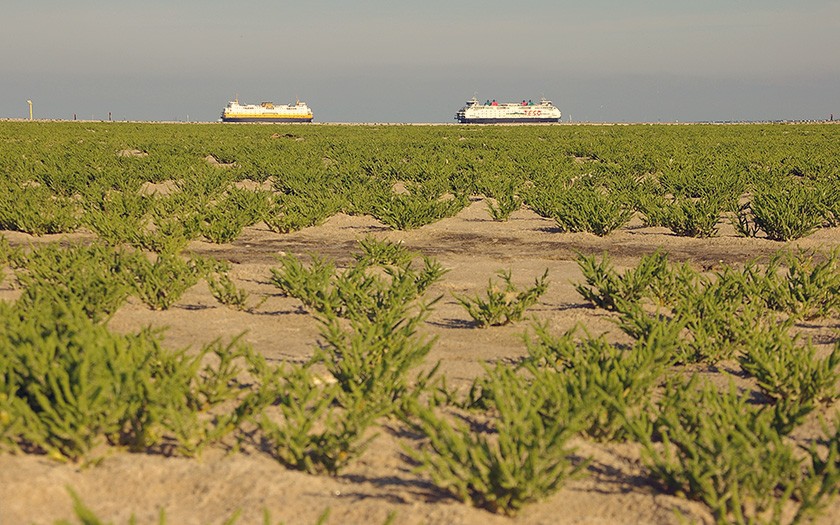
[83,190,154,246]
[403,365,589,516]
[262,240,446,469]
[574,251,683,311]
[353,236,416,267]
[656,195,724,238]
[256,364,377,475]
[739,328,840,418]
[522,324,669,442]
[200,257,262,312]
[615,277,775,366]
[481,173,524,222]
[576,251,836,366]
[371,184,467,230]
[270,253,336,313]
[142,192,204,252]
[546,186,633,236]
[454,269,548,327]
[13,243,134,323]
[815,179,840,227]
[0,182,80,236]
[126,251,202,310]
[264,190,344,234]
[761,249,840,320]
[198,188,269,244]
[0,300,254,461]
[270,241,446,322]
[199,204,249,244]
[669,280,771,364]
[276,240,445,416]
[314,295,439,418]
[633,379,814,525]
[486,194,523,222]
[742,182,823,241]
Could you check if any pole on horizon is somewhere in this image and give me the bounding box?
[27,100,33,121]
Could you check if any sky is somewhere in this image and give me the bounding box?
[2,1,839,123]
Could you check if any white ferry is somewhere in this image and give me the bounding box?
[455,97,561,124]
[220,98,313,123]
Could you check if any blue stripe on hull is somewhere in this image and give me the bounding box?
[221,117,313,123]
[457,118,560,124]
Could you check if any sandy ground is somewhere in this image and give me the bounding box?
[1,199,839,525]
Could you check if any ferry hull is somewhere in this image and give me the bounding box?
[221,117,313,123]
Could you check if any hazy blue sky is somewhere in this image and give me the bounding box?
[3,1,838,122]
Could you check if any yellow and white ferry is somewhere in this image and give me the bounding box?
[220,98,313,123]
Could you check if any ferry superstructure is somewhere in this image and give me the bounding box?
[220,98,313,123]
[455,97,561,124]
